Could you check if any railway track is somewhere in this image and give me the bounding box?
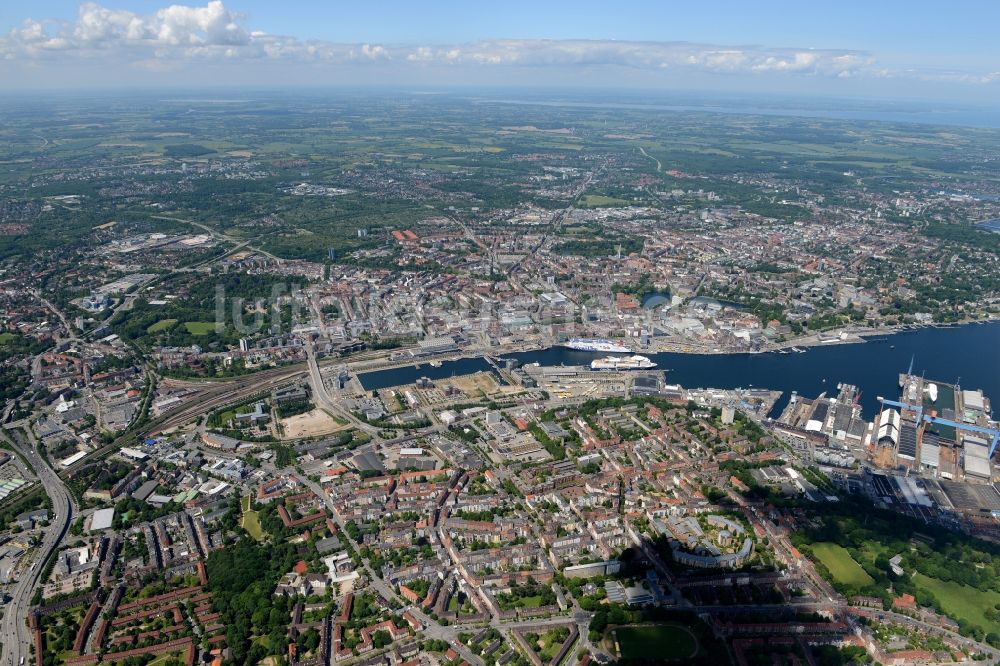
[60,363,311,476]
[58,341,486,477]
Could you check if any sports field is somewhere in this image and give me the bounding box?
[184,321,215,335]
[811,542,874,587]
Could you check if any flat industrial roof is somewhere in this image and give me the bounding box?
[964,453,991,478]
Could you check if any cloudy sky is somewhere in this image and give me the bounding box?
[2,0,999,102]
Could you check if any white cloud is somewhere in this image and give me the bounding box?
[406,46,434,62]
[359,43,388,60]
[3,0,251,57]
[74,3,145,43]
[0,1,995,89]
[396,39,872,79]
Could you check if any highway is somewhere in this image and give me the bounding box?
[0,420,75,665]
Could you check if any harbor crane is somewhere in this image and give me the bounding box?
[876,395,1000,457]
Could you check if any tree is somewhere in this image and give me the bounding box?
[372,629,392,649]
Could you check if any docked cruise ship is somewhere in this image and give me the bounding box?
[562,338,632,353]
[591,355,657,371]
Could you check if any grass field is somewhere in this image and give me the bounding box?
[613,624,698,661]
[535,627,572,662]
[515,595,544,609]
[0,333,16,344]
[811,542,875,587]
[581,194,628,207]
[146,318,177,333]
[184,321,215,335]
[147,652,188,666]
[241,495,264,541]
[914,573,1000,633]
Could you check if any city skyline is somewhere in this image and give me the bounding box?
[4,5,1000,662]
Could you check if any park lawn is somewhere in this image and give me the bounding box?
[184,321,215,335]
[242,509,264,541]
[811,542,874,587]
[258,655,284,666]
[147,652,188,666]
[241,497,264,541]
[515,595,544,609]
[613,624,698,661]
[0,333,17,344]
[581,194,628,207]
[913,573,1000,634]
[537,628,572,662]
[146,318,178,333]
[538,643,561,663]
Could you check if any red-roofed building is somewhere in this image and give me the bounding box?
[402,611,422,631]
[885,649,932,665]
[399,585,421,604]
[615,292,639,313]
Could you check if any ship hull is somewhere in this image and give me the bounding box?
[562,338,632,353]
[590,355,657,371]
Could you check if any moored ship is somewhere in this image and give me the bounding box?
[590,355,657,370]
[562,338,632,353]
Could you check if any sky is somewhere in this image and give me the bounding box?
[2,0,999,103]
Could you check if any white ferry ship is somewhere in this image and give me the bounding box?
[562,338,632,353]
[591,355,657,371]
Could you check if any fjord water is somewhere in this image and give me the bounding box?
[358,322,1000,420]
